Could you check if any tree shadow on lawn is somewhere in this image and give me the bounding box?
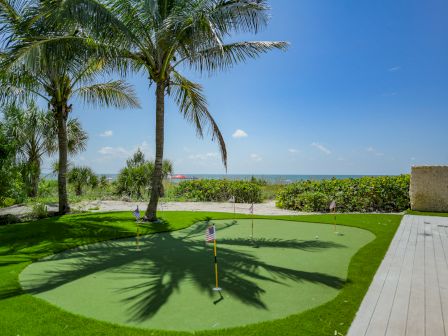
[20,219,347,323]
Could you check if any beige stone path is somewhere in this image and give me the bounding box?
[348,215,448,336]
[0,200,302,217]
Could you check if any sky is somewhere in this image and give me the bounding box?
[44,0,448,175]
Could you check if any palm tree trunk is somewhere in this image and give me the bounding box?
[57,105,70,214]
[29,159,40,198]
[145,82,165,221]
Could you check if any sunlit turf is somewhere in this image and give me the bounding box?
[0,211,402,336]
[406,210,448,217]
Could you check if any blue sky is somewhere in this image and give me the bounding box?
[48,0,448,175]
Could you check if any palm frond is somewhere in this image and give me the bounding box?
[66,117,88,154]
[170,70,227,169]
[186,40,288,73]
[210,0,271,34]
[74,80,140,109]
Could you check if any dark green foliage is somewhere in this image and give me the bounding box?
[276,175,410,212]
[115,150,173,199]
[67,166,97,196]
[174,179,262,203]
[0,123,25,206]
[294,191,330,212]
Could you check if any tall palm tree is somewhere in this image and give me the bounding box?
[3,102,88,197]
[61,0,288,220]
[0,0,140,214]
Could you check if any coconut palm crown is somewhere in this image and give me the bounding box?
[62,0,288,220]
[0,0,140,214]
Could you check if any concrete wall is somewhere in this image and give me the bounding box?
[410,166,448,212]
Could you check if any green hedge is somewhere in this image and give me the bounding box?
[276,175,410,212]
[174,179,262,203]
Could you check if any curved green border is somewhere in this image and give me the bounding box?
[0,212,401,336]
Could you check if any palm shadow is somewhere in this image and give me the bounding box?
[21,220,347,323]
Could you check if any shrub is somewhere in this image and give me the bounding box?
[276,175,410,212]
[0,197,16,208]
[294,191,330,212]
[115,149,173,199]
[68,166,97,196]
[0,214,22,225]
[31,203,48,219]
[38,179,57,198]
[174,179,262,203]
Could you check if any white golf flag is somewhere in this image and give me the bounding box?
[329,200,336,211]
[228,196,236,203]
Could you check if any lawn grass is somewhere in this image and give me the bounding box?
[406,210,448,217]
[0,211,402,336]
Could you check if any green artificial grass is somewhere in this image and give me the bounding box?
[0,211,402,336]
[19,219,374,331]
[406,210,448,217]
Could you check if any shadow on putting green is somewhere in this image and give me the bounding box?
[21,220,347,323]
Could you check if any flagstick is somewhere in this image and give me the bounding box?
[136,220,140,251]
[213,238,220,290]
[212,224,221,291]
[333,208,336,232]
[251,218,254,241]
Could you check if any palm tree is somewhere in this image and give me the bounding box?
[116,149,173,199]
[2,102,88,197]
[61,0,288,220]
[67,166,97,196]
[0,0,140,214]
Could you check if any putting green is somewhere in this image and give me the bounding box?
[19,219,374,331]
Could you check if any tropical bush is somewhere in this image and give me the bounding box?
[0,123,25,206]
[31,203,48,219]
[115,149,173,199]
[67,166,98,196]
[276,175,410,212]
[174,179,262,203]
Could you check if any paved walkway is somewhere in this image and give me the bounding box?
[348,215,448,336]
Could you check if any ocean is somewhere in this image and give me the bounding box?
[99,174,385,184]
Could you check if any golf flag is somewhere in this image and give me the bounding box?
[205,225,216,242]
[329,200,336,211]
[228,195,236,203]
[249,203,254,214]
[133,206,140,220]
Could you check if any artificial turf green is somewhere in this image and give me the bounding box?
[19,219,373,331]
[0,211,402,335]
[406,210,448,217]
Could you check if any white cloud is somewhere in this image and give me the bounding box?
[388,66,401,72]
[311,142,331,155]
[188,152,219,160]
[288,148,299,154]
[99,130,113,137]
[98,146,129,158]
[97,141,151,160]
[232,129,248,138]
[366,146,384,156]
[250,153,262,162]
